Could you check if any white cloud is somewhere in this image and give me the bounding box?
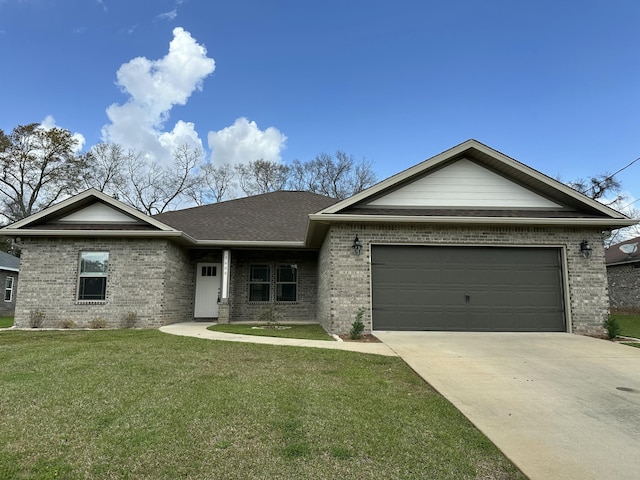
[158,9,177,21]
[208,117,287,166]
[40,115,86,153]
[101,27,215,163]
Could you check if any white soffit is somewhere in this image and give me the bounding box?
[367,158,563,209]
[58,202,140,223]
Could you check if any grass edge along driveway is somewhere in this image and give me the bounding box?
[0,330,524,479]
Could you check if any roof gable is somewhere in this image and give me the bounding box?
[58,202,143,224]
[0,189,179,235]
[318,139,630,221]
[367,158,562,209]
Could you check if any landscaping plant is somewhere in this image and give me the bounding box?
[604,315,622,340]
[350,307,365,340]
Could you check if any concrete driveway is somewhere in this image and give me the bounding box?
[375,332,640,480]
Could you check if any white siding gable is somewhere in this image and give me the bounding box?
[58,202,141,223]
[368,158,562,209]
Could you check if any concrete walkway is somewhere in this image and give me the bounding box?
[376,331,640,480]
[159,322,397,356]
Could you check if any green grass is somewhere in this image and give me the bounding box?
[610,314,640,339]
[208,323,334,341]
[0,316,13,328]
[0,330,524,479]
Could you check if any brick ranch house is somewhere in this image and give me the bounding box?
[1,140,635,335]
[605,236,640,313]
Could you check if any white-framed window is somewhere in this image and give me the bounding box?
[77,251,109,301]
[249,265,271,302]
[4,276,14,302]
[276,265,297,302]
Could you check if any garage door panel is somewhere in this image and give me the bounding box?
[371,246,565,332]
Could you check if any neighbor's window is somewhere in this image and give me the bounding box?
[249,265,271,301]
[4,276,14,302]
[78,251,109,301]
[276,265,297,302]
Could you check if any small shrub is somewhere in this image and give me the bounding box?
[121,311,138,329]
[604,316,622,340]
[60,319,76,329]
[350,307,365,340]
[89,317,108,329]
[259,306,281,327]
[29,310,45,328]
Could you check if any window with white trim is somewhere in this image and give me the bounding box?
[4,276,14,302]
[276,265,297,302]
[249,265,271,302]
[77,251,109,301]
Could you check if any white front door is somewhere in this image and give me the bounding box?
[194,263,221,318]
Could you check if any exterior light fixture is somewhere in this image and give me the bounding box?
[580,239,592,258]
[352,235,362,256]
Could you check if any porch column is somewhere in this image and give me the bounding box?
[217,249,231,324]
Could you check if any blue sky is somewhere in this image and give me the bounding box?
[1,0,639,209]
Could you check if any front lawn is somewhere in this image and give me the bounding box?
[0,316,13,328]
[208,323,334,341]
[610,314,640,339]
[0,330,524,479]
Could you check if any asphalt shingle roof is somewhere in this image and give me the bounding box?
[153,191,338,242]
[0,251,20,271]
[605,236,640,265]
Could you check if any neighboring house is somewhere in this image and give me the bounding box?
[605,236,640,312]
[0,140,635,335]
[0,250,20,316]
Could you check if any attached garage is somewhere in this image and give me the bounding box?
[371,245,566,332]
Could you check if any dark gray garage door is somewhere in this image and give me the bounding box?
[371,246,565,332]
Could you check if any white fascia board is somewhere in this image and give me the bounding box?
[308,213,638,228]
[0,229,193,240]
[0,267,20,272]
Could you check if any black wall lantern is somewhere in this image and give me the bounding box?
[352,235,362,256]
[580,239,592,258]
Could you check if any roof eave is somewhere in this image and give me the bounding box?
[0,267,19,272]
[190,240,308,249]
[308,213,638,228]
[315,140,631,220]
[606,259,640,267]
[1,229,195,242]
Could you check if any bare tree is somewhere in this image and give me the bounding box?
[0,123,90,223]
[235,159,289,196]
[83,142,131,197]
[188,162,235,205]
[117,144,203,215]
[566,172,640,245]
[288,151,376,199]
[568,173,623,205]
